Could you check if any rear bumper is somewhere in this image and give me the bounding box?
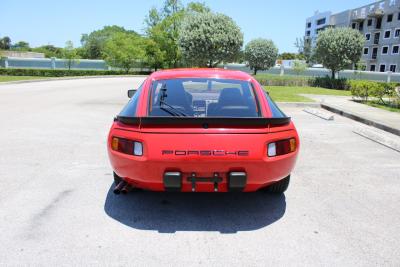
[108,150,298,192]
[107,125,299,192]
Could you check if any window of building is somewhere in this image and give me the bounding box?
[398,13,400,20]
[352,23,356,29]
[372,47,378,59]
[390,64,397,72]
[380,64,386,72]
[390,0,396,6]
[392,45,399,54]
[370,64,376,71]
[395,28,400,38]
[306,30,311,36]
[359,21,364,31]
[307,22,311,28]
[365,33,371,41]
[376,17,382,29]
[368,19,373,26]
[317,18,326,25]
[382,46,389,54]
[374,32,380,44]
[363,47,369,55]
[388,14,394,22]
[384,30,391,39]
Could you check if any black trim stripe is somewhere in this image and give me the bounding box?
[117,116,291,127]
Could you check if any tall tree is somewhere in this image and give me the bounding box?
[0,36,11,50]
[80,26,136,59]
[32,45,63,58]
[62,41,80,70]
[144,1,209,68]
[144,7,162,29]
[295,37,312,64]
[144,38,166,71]
[103,32,146,73]
[178,12,243,67]
[244,38,278,75]
[279,52,297,60]
[12,41,30,51]
[314,28,364,79]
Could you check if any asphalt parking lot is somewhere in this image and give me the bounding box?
[0,77,399,266]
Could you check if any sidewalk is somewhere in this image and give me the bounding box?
[302,94,400,136]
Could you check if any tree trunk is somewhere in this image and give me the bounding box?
[331,70,336,79]
[253,68,258,75]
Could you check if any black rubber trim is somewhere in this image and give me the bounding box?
[116,116,141,125]
[117,116,291,127]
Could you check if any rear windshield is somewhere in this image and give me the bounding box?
[148,78,260,118]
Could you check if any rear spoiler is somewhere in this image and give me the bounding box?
[116,116,291,127]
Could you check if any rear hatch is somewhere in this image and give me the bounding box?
[115,116,294,161]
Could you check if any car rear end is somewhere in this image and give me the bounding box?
[107,70,299,193]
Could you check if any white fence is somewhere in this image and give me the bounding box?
[0,57,108,70]
[224,63,400,83]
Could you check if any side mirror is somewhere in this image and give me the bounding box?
[127,89,137,98]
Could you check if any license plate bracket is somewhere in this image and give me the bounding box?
[187,172,223,192]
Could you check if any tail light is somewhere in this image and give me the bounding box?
[268,138,296,157]
[111,137,143,156]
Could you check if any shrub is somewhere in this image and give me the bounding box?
[292,60,307,76]
[348,80,398,103]
[350,80,374,101]
[0,68,151,77]
[255,75,310,87]
[310,76,349,90]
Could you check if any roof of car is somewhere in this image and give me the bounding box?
[149,68,253,81]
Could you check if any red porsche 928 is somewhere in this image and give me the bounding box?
[108,69,299,194]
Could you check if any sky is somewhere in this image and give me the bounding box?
[1,0,371,53]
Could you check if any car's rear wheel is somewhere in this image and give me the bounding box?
[264,175,290,194]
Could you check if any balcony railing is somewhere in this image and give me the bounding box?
[368,8,385,18]
[352,11,367,21]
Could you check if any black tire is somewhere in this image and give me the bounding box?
[265,175,290,194]
[113,172,122,186]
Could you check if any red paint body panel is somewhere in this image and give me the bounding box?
[107,69,300,192]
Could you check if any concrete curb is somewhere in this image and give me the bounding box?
[276,102,320,108]
[321,103,400,137]
[0,75,148,85]
[353,127,400,153]
[303,107,334,120]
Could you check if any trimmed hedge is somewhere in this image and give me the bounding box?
[0,68,152,77]
[350,80,398,103]
[256,76,310,87]
[309,76,349,90]
[256,75,350,90]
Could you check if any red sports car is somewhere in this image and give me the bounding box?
[108,69,299,194]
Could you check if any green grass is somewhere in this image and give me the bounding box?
[365,101,400,113]
[265,86,351,102]
[0,76,47,82]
